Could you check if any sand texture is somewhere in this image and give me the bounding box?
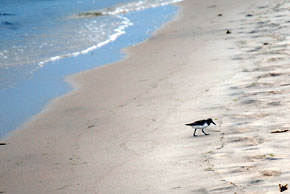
[1,0,290,193]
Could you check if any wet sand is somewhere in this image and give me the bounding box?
[1,0,290,193]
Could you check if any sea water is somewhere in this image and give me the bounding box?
[0,0,180,138]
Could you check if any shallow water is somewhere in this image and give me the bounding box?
[0,0,181,88]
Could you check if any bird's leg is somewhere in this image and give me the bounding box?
[202,129,209,135]
[193,129,197,136]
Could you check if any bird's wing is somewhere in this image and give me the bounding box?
[186,120,204,126]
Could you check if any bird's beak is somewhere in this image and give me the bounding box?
[212,121,216,125]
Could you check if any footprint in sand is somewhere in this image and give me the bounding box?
[260,170,281,177]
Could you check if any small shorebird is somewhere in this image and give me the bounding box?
[185,118,216,136]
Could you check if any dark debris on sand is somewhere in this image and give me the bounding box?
[271,129,289,134]
[279,184,288,192]
[226,30,232,34]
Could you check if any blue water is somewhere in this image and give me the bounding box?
[0,0,179,138]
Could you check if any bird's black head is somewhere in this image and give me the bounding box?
[207,118,216,125]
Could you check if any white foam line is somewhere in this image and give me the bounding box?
[38,15,132,68]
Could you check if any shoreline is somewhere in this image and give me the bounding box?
[0,4,178,139]
[2,0,290,193]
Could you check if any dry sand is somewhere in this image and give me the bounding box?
[1,0,290,193]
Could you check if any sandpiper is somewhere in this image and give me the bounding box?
[185,118,216,136]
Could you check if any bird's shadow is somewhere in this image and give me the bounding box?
[186,134,210,139]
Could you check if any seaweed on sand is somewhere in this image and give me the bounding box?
[77,12,104,17]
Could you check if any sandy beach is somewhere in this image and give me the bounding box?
[1,0,290,193]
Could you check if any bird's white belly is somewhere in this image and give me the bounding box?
[194,123,209,129]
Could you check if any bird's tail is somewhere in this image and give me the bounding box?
[185,123,191,126]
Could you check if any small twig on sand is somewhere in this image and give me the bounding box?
[271,129,289,134]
